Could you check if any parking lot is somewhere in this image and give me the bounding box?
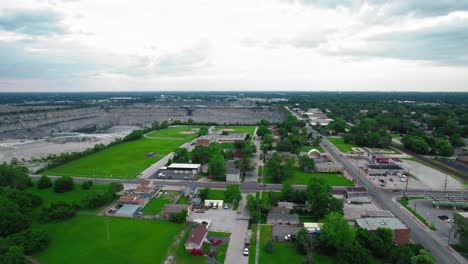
[407,198,465,244]
[188,194,250,264]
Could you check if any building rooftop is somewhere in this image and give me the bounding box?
[168,163,201,169]
[362,210,394,218]
[164,204,189,214]
[367,164,403,170]
[114,204,140,217]
[226,160,240,174]
[355,217,408,230]
[186,226,208,246]
[269,207,291,214]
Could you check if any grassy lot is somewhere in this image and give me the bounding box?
[259,225,303,264]
[263,167,354,186]
[399,196,436,231]
[300,145,325,153]
[178,196,190,205]
[35,216,182,264]
[142,198,171,215]
[248,224,258,264]
[45,126,199,178]
[175,228,207,264]
[207,189,226,200]
[214,242,229,263]
[143,191,182,215]
[215,126,256,136]
[27,183,110,207]
[327,137,357,153]
[220,142,235,149]
[208,231,231,237]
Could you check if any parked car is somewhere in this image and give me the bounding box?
[183,176,191,180]
[224,203,230,209]
[284,234,291,240]
[439,215,454,223]
[243,247,249,256]
[209,249,215,257]
[195,208,205,213]
[212,240,222,246]
[400,178,406,182]
[389,178,394,182]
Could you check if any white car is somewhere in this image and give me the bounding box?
[243,247,249,256]
[400,178,406,182]
[284,234,291,240]
[445,218,455,223]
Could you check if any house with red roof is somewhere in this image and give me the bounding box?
[185,225,208,251]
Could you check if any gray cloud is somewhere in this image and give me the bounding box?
[0,39,212,79]
[292,0,468,17]
[322,18,468,65]
[0,8,65,35]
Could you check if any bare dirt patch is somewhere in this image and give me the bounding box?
[179,130,197,134]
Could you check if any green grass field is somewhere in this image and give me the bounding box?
[215,126,256,136]
[142,191,182,215]
[35,216,183,264]
[27,183,110,207]
[207,189,226,200]
[300,145,325,153]
[327,137,357,153]
[45,127,199,178]
[264,167,353,186]
[259,225,303,264]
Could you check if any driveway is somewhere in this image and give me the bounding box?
[188,195,250,264]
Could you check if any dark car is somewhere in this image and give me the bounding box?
[438,215,449,220]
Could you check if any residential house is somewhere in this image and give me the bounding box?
[185,225,208,251]
[163,204,190,220]
[267,207,300,225]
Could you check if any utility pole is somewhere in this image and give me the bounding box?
[404,169,410,198]
[444,174,448,195]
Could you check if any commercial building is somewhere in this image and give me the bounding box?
[355,217,410,246]
[367,164,405,176]
[204,199,224,209]
[159,163,201,180]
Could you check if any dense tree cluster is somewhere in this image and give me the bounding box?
[39,201,77,223]
[343,118,391,149]
[192,143,226,180]
[266,153,294,183]
[53,176,75,193]
[0,163,32,190]
[169,209,187,223]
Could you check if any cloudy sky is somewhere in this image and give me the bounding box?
[0,0,467,92]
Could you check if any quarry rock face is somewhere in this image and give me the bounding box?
[0,105,284,138]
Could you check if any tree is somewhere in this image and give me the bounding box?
[199,187,210,201]
[193,146,209,164]
[109,182,123,193]
[82,191,114,209]
[0,163,32,190]
[2,246,25,264]
[169,209,187,223]
[305,178,343,219]
[257,125,271,137]
[235,155,254,177]
[37,175,52,189]
[265,240,274,253]
[174,148,189,163]
[296,228,316,255]
[81,180,93,190]
[299,155,315,172]
[453,212,468,249]
[402,136,429,154]
[340,241,371,264]
[197,127,208,137]
[433,138,454,157]
[319,212,355,252]
[208,153,226,181]
[53,176,74,193]
[0,196,31,237]
[280,183,295,202]
[7,228,50,254]
[411,249,435,264]
[39,202,76,223]
[224,184,242,205]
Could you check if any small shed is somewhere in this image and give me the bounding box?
[114,204,140,217]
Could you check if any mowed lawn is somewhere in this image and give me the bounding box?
[259,225,303,264]
[264,167,353,186]
[27,183,110,207]
[215,126,256,136]
[142,191,181,215]
[35,216,182,264]
[327,137,357,153]
[45,127,199,178]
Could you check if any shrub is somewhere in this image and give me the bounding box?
[37,175,52,189]
[82,191,114,209]
[39,202,76,223]
[265,240,274,253]
[108,182,123,193]
[7,228,50,254]
[53,176,74,193]
[81,181,93,190]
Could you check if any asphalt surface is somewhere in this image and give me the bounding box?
[320,133,466,264]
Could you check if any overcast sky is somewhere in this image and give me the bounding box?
[0,0,467,92]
